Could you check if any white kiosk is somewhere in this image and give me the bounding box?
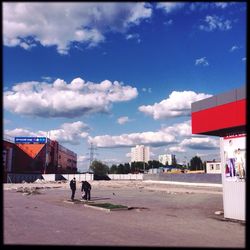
[191,85,246,221]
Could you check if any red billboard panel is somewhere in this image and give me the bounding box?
[192,99,246,135]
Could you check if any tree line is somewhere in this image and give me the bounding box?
[89,156,206,176]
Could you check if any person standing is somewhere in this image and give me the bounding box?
[81,181,91,200]
[70,177,76,200]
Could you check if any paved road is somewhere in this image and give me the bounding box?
[3,182,245,247]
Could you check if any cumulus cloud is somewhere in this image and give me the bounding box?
[88,130,175,148]
[169,136,219,153]
[117,116,131,125]
[199,15,232,31]
[88,119,219,153]
[4,121,89,145]
[88,120,192,148]
[169,146,186,153]
[138,90,211,120]
[179,137,219,150]
[195,57,209,66]
[156,2,185,13]
[4,77,138,118]
[3,2,152,54]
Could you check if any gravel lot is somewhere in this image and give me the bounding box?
[3,180,245,247]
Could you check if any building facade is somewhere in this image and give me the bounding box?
[158,154,175,165]
[3,137,77,176]
[131,145,150,163]
[206,161,221,174]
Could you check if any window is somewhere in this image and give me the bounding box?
[210,164,214,170]
[216,164,220,170]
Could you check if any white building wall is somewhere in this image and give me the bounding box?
[131,145,150,163]
[158,154,173,165]
[206,162,221,174]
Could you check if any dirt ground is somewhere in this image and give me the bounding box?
[3,180,246,247]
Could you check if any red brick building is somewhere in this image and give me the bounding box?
[3,137,77,177]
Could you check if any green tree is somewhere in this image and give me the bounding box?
[109,164,118,174]
[189,156,203,171]
[124,163,131,174]
[131,161,148,172]
[117,164,125,174]
[90,160,109,175]
[172,155,177,167]
[148,160,164,169]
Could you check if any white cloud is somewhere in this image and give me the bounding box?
[195,57,209,66]
[214,3,230,9]
[230,45,239,52]
[4,121,89,145]
[242,57,246,61]
[142,87,152,93]
[126,152,131,158]
[88,120,191,148]
[169,146,186,153]
[3,2,152,54]
[117,116,131,125]
[156,3,185,13]
[169,136,219,153]
[180,137,219,150]
[138,90,211,120]
[88,129,175,148]
[87,119,219,154]
[77,155,89,163]
[126,33,141,43]
[77,155,90,172]
[164,19,173,25]
[41,76,54,82]
[4,77,138,118]
[199,15,232,31]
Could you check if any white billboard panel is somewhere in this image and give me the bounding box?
[223,134,246,182]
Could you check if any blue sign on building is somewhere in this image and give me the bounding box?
[14,137,47,144]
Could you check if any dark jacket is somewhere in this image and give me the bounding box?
[81,181,91,192]
[70,179,76,190]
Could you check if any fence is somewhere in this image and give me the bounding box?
[143,173,222,184]
[107,174,143,180]
[6,173,94,183]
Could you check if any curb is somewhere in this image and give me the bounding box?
[143,180,222,188]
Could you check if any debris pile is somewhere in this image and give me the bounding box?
[16,186,42,195]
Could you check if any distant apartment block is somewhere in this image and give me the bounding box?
[131,145,150,163]
[158,154,175,165]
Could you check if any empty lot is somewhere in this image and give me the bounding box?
[3,180,245,247]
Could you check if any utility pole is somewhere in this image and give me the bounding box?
[87,142,97,172]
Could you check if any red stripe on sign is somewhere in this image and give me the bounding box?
[192,99,246,134]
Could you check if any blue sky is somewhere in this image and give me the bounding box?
[3,2,246,172]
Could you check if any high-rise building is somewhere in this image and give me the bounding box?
[131,145,150,163]
[158,154,175,165]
